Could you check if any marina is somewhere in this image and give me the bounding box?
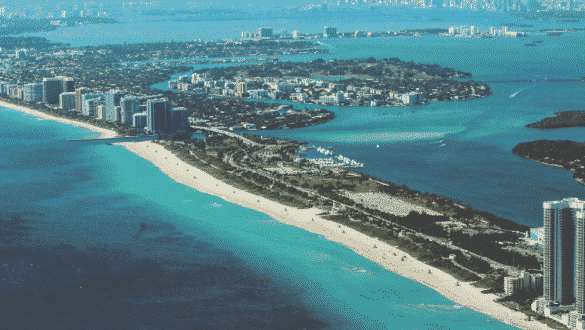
[302,145,364,168]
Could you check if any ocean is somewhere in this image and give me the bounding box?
[5,11,584,329]
[0,107,520,329]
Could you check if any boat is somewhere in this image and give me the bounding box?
[376,144,380,148]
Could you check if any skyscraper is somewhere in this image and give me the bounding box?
[324,27,337,38]
[59,92,76,110]
[23,83,43,102]
[146,99,169,134]
[133,112,147,129]
[42,78,63,105]
[259,27,273,39]
[543,198,585,306]
[576,206,585,316]
[61,77,75,93]
[75,87,90,112]
[168,107,189,133]
[105,90,125,122]
[120,96,140,125]
[83,98,101,118]
[81,93,104,116]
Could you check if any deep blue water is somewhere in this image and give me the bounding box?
[0,108,522,329]
[4,12,585,329]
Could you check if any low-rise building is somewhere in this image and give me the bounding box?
[504,271,543,296]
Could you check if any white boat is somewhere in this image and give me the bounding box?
[376,145,380,148]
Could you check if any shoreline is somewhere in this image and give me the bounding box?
[0,100,118,139]
[2,101,546,329]
[119,140,547,330]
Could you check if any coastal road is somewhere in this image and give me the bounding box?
[224,148,519,277]
[191,126,261,147]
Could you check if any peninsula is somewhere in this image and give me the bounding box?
[0,37,559,330]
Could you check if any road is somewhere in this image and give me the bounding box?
[191,126,260,147]
[224,148,518,277]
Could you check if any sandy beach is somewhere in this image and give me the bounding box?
[0,101,118,139]
[120,141,549,330]
[2,101,548,329]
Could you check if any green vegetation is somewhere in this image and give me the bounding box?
[526,111,585,129]
[513,140,585,185]
[473,268,508,292]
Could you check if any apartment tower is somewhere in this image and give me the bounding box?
[146,99,169,134]
[543,198,585,306]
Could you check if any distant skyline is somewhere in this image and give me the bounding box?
[0,0,582,13]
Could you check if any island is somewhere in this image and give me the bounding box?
[525,111,585,129]
[178,57,490,106]
[512,111,585,186]
[513,140,585,185]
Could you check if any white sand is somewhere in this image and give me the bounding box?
[119,141,549,330]
[0,101,118,139]
[0,100,547,329]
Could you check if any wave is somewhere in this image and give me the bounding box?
[509,87,529,98]
[205,203,223,208]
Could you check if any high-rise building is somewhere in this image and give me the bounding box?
[236,82,247,95]
[576,206,585,315]
[75,87,90,112]
[259,27,273,39]
[42,78,63,105]
[324,27,337,38]
[59,92,76,110]
[23,83,43,102]
[120,96,140,125]
[133,112,147,129]
[146,99,169,134]
[105,89,125,122]
[114,106,122,122]
[168,107,189,133]
[97,105,106,120]
[15,49,28,59]
[83,98,101,118]
[81,93,104,116]
[543,198,585,306]
[292,30,300,39]
[61,77,75,93]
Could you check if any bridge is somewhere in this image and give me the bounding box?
[191,126,260,147]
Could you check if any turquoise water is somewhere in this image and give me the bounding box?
[155,32,585,227]
[0,107,521,328]
[6,13,585,328]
